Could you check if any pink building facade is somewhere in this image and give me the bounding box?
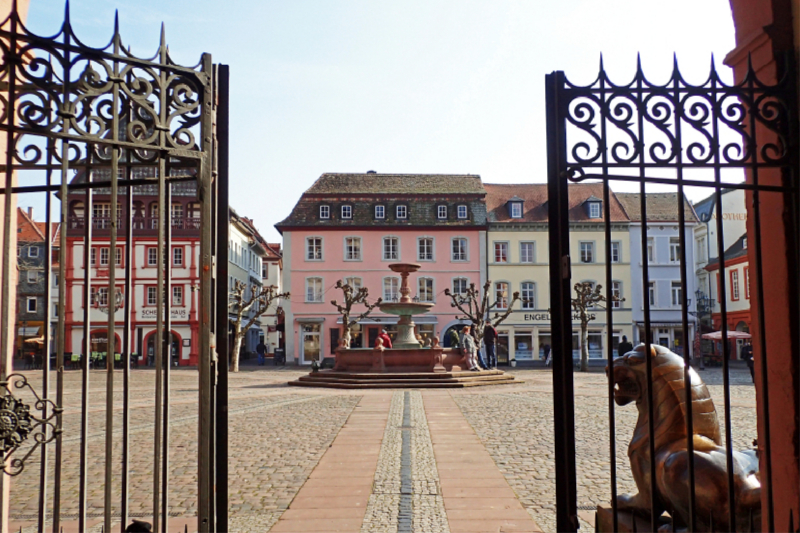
[276,173,487,365]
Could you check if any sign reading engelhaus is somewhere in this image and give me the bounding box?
[524,313,591,322]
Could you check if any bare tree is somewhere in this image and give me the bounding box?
[572,281,624,372]
[444,280,520,348]
[330,280,382,347]
[229,280,289,372]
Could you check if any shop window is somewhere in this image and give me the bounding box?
[514,331,533,361]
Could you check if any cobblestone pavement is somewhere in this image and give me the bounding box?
[452,366,757,533]
[7,365,756,532]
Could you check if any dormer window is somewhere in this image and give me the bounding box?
[341,205,352,219]
[457,205,468,219]
[396,205,408,219]
[319,205,330,219]
[584,196,602,219]
[437,205,447,219]
[375,205,385,219]
[506,196,524,219]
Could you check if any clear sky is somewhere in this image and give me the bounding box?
[26,0,737,241]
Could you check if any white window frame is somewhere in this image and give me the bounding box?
[173,247,184,267]
[382,236,399,261]
[306,237,323,261]
[99,247,110,266]
[589,202,601,219]
[579,241,594,263]
[610,241,621,263]
[147,286,158,306]
[696,236,707,263]
[671,281,682,307]
[521,282,535,310]
[383,277,400,301]
[647,238,655,263]
[418,277,434,302]
[396,205,408,219]
[510,203,522,218]
[731,270,740,301]
[115,247,123,266]
[147,247,158,267]
[494,282,509,310]
[26,296,36,313]
[344,236,362,261]
[669,237,681,263]
[451,237,468,262]
[520,241,535,264]
[173,285,183,306]
[319,205,330,219]
[344,277,362,291]
[28,246,39,258]
[340,205,352,219]
[612,281,622,309]
[494,241,509,263]
[437,205,447,219]
[452,277,469,295]
[27,270,37,283]
[305,277,324,303]
[648,281,656,307]
[97,287,109,307]
[375,205,385,219]
[417,237,434,262]
[457,205,468,219]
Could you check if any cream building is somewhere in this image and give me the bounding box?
[484,183,633,365]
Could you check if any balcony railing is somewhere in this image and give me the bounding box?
[67,216,202,236]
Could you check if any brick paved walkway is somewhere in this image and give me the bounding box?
[6,365,755,533]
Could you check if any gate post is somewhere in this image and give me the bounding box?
[546,70,579,533]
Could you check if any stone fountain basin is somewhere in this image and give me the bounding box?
[379,302,434,316]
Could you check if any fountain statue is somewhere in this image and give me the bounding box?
[378,263,434,349]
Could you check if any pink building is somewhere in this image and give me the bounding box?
[275,172,488,365]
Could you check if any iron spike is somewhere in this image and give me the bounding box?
[114,9,119,34]
[64,0,70,24]
[10,0,17,16]
[599,53,604,72]
[636,52,643,74]
[160,22,166,48]
[672,52,679,72]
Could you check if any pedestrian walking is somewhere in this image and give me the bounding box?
[618,335,634,358]
[461,326,480,371]
[483,323,498,369]
[543,344,552,367]
[256,340,267,366]
[741,340,754,383]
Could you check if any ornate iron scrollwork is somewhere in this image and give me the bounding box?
[0,374,61,476]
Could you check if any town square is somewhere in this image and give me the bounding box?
[0,1,797,532]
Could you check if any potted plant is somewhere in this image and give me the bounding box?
[510,357,517,367]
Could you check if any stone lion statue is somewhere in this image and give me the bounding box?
[609,343,761,532]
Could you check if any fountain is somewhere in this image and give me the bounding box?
[289,263,519,388]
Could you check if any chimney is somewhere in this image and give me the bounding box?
[27,207,32,218]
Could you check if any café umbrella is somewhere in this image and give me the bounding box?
[701,330,752,340]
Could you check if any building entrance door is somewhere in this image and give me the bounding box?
[301,324,321,364]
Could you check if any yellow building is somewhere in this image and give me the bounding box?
[484,183,633,365]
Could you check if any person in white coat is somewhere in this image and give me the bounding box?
[461,326,479,371]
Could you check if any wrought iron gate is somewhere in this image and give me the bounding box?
[0,5,229,533]
[547,58,798,532]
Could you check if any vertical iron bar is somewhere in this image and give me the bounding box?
[0,10,16,525]
[79,144,94,533]
[38,137,55,533]
[599,60,618,533]
[161,179,171,533]
[104,25,121,532]
[635,61,658,533]
[214,64,230,532]
[710,66,737,533]
[673,61,697,533]
[120,144,133,533]
[546,70,578,533]
[747,68,775,533]
[197,51,215,533]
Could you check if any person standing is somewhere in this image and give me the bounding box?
[461,326,479,371]
[376,328,393,349]
[617,335,633,358]
[256,340,267,366]
[448,328,460,348]
[483,323,498,369]
[741,340,754,383]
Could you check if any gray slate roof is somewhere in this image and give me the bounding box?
[616,192,699,223]
[305,173,485,195]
